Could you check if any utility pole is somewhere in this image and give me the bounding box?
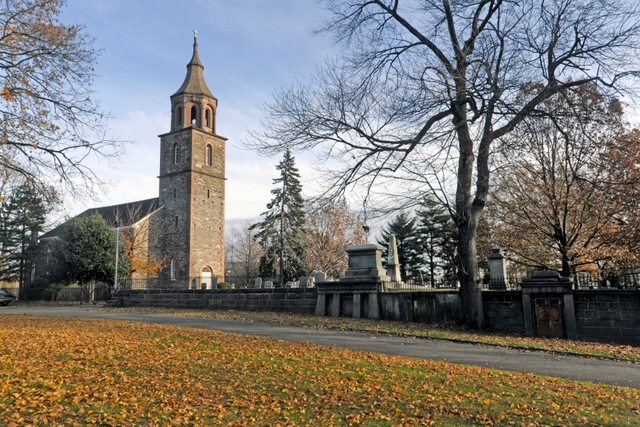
[114,220,120,293]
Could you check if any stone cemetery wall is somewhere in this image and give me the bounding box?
[208,288,317,313]
[573,290,640,345]
[111,288,317,313]
[111,286,640,345]
[378,292,461,323]
[482,291,525,333]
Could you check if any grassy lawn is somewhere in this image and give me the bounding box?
[1,315,639,426]
[98,306,640,362]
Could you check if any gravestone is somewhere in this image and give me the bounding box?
[299,276,311,288]
[341,244,390,282]
[488,247,508,290]
[314,271,326,283]
[316,244,386,319]
[386,235,402,282]
[264,281,273,288]
[254,277,262,289]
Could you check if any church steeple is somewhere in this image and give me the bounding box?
[170,32,218,132]
[172,35,215,99]
[157,32,226,283]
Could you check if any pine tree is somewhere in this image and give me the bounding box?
[251,150,306,285]
[376,212,420,281]
[0,185,48,299]
[414,197,458,287]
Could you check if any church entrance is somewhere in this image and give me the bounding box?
[201,267,213,289]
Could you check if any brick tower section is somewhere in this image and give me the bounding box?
[155,36,226,282]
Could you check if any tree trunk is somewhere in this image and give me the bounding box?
[457,211,484,329]
[453,79,485,328]
[561,252,571,277]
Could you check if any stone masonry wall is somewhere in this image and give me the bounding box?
[379,292,461,323]
[482,291,525,333]
[573,290,640,345]
[156,127,225,280]
[157,130,193,278]
[111,288,640,345]
[189,131,225,279]
[113,288,317,314]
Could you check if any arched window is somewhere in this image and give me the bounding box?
[190,106,197,125]
[205,144,212,166]
[205,109,210,127]
[173,144,179,164]
[176,106,182,127]
[170,258,176,280]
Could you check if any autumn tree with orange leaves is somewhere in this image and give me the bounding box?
[487,85,640,276]
[304,198,365,279]
[112,204,163,278]
[119,225,163,278]
[0,0,122,198]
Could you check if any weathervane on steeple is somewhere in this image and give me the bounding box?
[193,28,198,40]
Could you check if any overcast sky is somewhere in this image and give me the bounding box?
[57,0,336,225]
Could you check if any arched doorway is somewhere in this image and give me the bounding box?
[201,266,213,290]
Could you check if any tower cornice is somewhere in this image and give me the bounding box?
[158,126,228,141]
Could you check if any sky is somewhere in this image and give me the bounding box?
[57,0,338,226]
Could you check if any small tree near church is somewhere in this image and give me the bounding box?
[251,150,307,285]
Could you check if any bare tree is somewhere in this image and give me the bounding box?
[488,87,640,275]
[0,0,123,198]
[247,0,640,327]
[304,198,365,279]
[225,221,263,287]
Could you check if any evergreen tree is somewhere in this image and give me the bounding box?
[414,197,458,287]
[251,150,306,285]
[376,212,420,281]
[49,213,129,286]
[0,184,47,299]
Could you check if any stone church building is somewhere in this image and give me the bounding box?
[39,37,226,288]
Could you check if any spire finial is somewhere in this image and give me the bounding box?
[193,28,198,40]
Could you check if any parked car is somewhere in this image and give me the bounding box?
[0,289,15,306]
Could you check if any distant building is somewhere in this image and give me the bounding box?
[39,37,226,287]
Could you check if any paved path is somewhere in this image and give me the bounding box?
[3,306,639,389]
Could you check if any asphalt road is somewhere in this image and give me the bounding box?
[2,305,639,389]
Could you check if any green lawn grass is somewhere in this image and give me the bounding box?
[1,315,638,426]
[98,306,640,362]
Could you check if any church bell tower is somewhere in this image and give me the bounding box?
[156,34,226,286]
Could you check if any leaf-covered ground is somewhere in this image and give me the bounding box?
[98,306,640,362]
[1,315,639,426]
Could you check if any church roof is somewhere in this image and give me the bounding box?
[172,38,215,99]
[40,197,161,241]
